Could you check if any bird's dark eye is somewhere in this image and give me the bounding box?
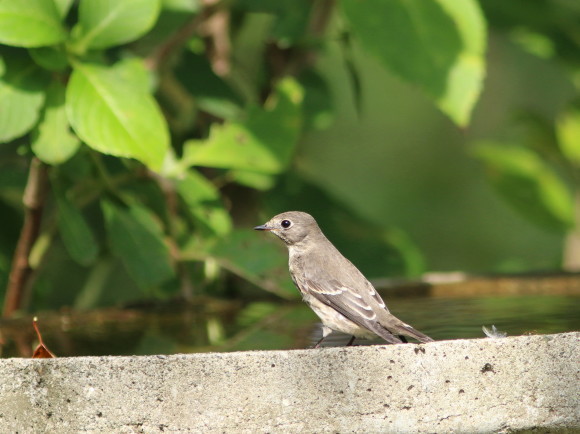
[281,219,292,228]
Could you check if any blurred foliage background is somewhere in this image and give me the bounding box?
[0,0,580,319]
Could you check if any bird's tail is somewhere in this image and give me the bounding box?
[380,316,434,343]
[369,325,404,344]
[400,326,434,343]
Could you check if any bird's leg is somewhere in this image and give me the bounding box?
[398,335,408,343]
[346,336,356,346]
[313,325,333,348]
[313,336,326,348]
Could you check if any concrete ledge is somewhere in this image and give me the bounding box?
[1,332,578,433]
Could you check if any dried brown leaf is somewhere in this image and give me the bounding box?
[32,317,56,358]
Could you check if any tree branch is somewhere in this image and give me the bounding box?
[3,158,49,317]
[145,1,226,74]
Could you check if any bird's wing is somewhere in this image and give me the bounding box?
[303,278,402,344]
[304,277,434,343]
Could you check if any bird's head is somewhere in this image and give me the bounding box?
[254,211,321,246]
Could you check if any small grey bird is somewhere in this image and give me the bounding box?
[254,211,434,347]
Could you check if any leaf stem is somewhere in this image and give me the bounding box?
[88,150,118,196]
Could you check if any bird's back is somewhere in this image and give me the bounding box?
[289,234,390,312]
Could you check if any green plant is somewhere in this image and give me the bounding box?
[472,0,580,269]
[0,0,490,315]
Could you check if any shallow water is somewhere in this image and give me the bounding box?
[0,294,578,357]
[230,294,580,350]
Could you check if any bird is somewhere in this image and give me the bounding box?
[254,211,434,348]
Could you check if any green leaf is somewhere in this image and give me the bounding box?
[512,110,561,158]
[382,227,425,278]
[29,46,69,71]
[300,70,335,131]
[238,0,312,46]
[473,142,574,233]
[72,0,161,51]
[175,50,243,119]
[32,81,80,165]
[110,57,152,94]
[225,13,273,101]
[209,230,298,299]
[268,0,311,46]
[341,0,486,126]
[175,170,232,236]
[183,78,303,173]
[0,55,48,143]
[56,189,99,266]
[66,61,169,170]
[102,200,175,289]
[163,0,201,12]
[436,0,486,126]
[556,103,580,167]
[73,258,114,309]
[229,170,275,190]
[53,0,74,18]
[510,28,555,60]
[0,0,66,47]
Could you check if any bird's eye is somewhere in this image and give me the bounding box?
[281,219,292,228]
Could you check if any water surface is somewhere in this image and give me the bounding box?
[1,294,577,357]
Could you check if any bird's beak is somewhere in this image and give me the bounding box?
[253,224,272,231]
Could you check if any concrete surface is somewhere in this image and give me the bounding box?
[0,332,578,433]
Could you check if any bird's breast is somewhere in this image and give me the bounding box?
[287,248,304,275]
